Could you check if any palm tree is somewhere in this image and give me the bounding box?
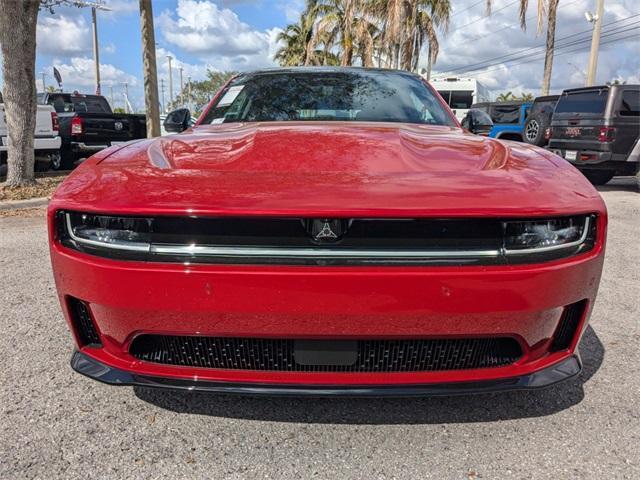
[275,5,341,66]
[489,0,559,95]
[369,0,450,73]
[311,0,377,67]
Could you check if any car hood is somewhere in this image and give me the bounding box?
[53,122,604,217]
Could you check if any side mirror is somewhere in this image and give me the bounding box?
[463,109,493,136]
[164,108,191,133]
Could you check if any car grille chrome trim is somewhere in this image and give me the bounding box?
[62,213,595,265]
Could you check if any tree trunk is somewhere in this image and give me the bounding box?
[139,0,161,138]
[541,0,559,96]
[425,44,433,80]
[0,0,40,187]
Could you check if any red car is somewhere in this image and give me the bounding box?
[48,68,606,395]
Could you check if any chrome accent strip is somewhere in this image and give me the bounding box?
[65,213,591,259]
[149,244,501,258]
[503,216,590,255]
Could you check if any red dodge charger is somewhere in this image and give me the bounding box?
[48,68,607,395]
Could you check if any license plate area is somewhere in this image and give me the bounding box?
[565,150,578,161]
[294,340,358,366]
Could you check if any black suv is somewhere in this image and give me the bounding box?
[523,95,559,146]
[548,84,640,185]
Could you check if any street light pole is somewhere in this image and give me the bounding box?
[179,66,184,106]
[166,55,173,107]
[40,72,46,92]
[586,0,605,86]
[187,75,192,112]
[91,7,101,94]
[160,78,165,113]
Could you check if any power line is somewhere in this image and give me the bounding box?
[451,0,486,18]
[452,22,640,75]
[438,15,640,76]
[449,0,520,34]
[458,32,639,78]
[461,0,580,43]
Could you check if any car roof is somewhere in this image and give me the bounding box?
[561,84,640,95]
[233,67,423,81]
[534,95,559,102]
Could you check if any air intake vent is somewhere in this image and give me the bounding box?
[551,300,587,352]
[130,336,522,372]
[68,297,101,347]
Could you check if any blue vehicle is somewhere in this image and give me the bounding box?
[469,101,532,141]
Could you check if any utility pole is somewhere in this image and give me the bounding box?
[586,0,605,86]
[40,72,46,92]
[179,66,184,106]
[187,75,192,112]
[166,55,173,107]
[91,7,101,94]
[74,2,111,95]
[123,82,129,113]
[160,78,165,113]
[139,0,161,137]
[109,84,114,108]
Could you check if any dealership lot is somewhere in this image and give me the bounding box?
[0,178,638,480]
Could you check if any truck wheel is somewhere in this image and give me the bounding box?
[523,113,547,146]
[582,170,615,186]
[52,148,75,171]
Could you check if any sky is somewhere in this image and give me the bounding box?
[1,0,638,111]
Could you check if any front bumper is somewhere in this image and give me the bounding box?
[71,350,582,396]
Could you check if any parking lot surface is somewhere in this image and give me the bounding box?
[1,178,638,479]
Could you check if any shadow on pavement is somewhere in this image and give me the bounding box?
[596,176,638,193]
[134,326,604,424]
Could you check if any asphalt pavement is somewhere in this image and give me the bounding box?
[1,178,638,479]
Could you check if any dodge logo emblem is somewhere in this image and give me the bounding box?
[114,121,124,131]
[307,219,346,242]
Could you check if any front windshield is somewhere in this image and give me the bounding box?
[201,70,456,126]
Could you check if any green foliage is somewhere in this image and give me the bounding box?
[170,70,238,115]
[113,107,126,113]
[496,91,534,102]
[274,0,451,70]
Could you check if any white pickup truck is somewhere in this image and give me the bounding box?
[0,92,62,171]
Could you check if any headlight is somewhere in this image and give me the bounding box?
[504,216,593,254]
[505,217,588,250]
[64,212,152,251]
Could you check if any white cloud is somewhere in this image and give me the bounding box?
[49,57,138,90]
[427,0,640,97]
[37,15,91,56]
[157,0,282,70]
[278,0,305,23]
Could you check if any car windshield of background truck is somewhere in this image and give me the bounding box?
[202,71,457,126]
[555,89,609,114]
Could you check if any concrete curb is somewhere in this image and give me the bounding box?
[0,197,49,211]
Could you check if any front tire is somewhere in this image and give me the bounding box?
[52,147,75,171]
[582,170,615,186]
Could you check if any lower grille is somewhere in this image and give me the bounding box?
[130,336,522,372]
[551,300,587,351]
[68,297,101,347]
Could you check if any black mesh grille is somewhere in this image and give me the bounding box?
[130,336,522,372]
[551,300,587,351]
[68,297,101,347]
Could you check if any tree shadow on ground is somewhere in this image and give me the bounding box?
[134,326,604,425]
